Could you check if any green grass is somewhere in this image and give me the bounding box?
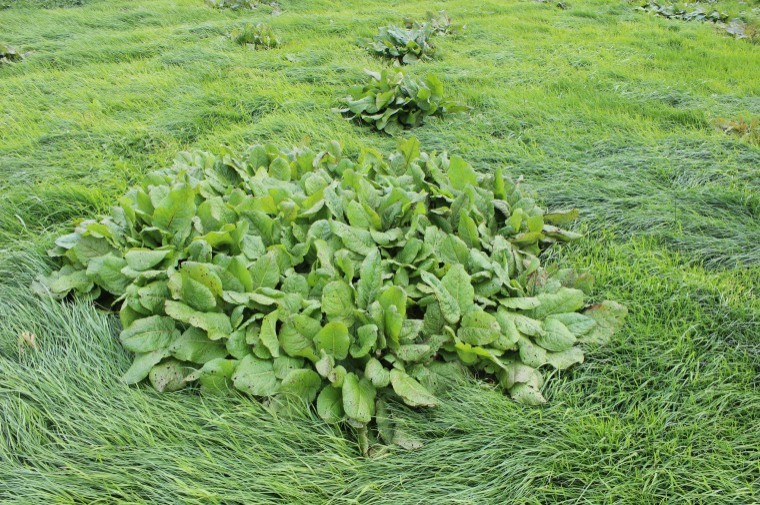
[1,0,759,502]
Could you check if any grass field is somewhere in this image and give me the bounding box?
[1,0,759,503]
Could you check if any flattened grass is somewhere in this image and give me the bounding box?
[0,0,758,502]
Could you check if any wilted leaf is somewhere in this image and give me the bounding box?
[581,301,628,344]
[389,369,438,407]
[149,359,186,392]
[546,347,584,370]
[122,349,170,384]
[510,383,546,406]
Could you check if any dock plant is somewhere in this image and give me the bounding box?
[36,138,626,447]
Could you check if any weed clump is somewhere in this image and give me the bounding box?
[206,0,279,11]
[338,69,469,134]
[362,11,461,64]
[232,23,280,49]
[722,18,759,42]
[361,25,437,64]
[0,43,24,64]
[636,2,760,42]
[404,10,462,36]
[715,116,759,144]
[637,1,728,23]
[36,138,625,450]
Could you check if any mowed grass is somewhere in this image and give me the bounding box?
[1,0,758,503]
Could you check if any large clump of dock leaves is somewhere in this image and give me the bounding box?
[36,138,626,449]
